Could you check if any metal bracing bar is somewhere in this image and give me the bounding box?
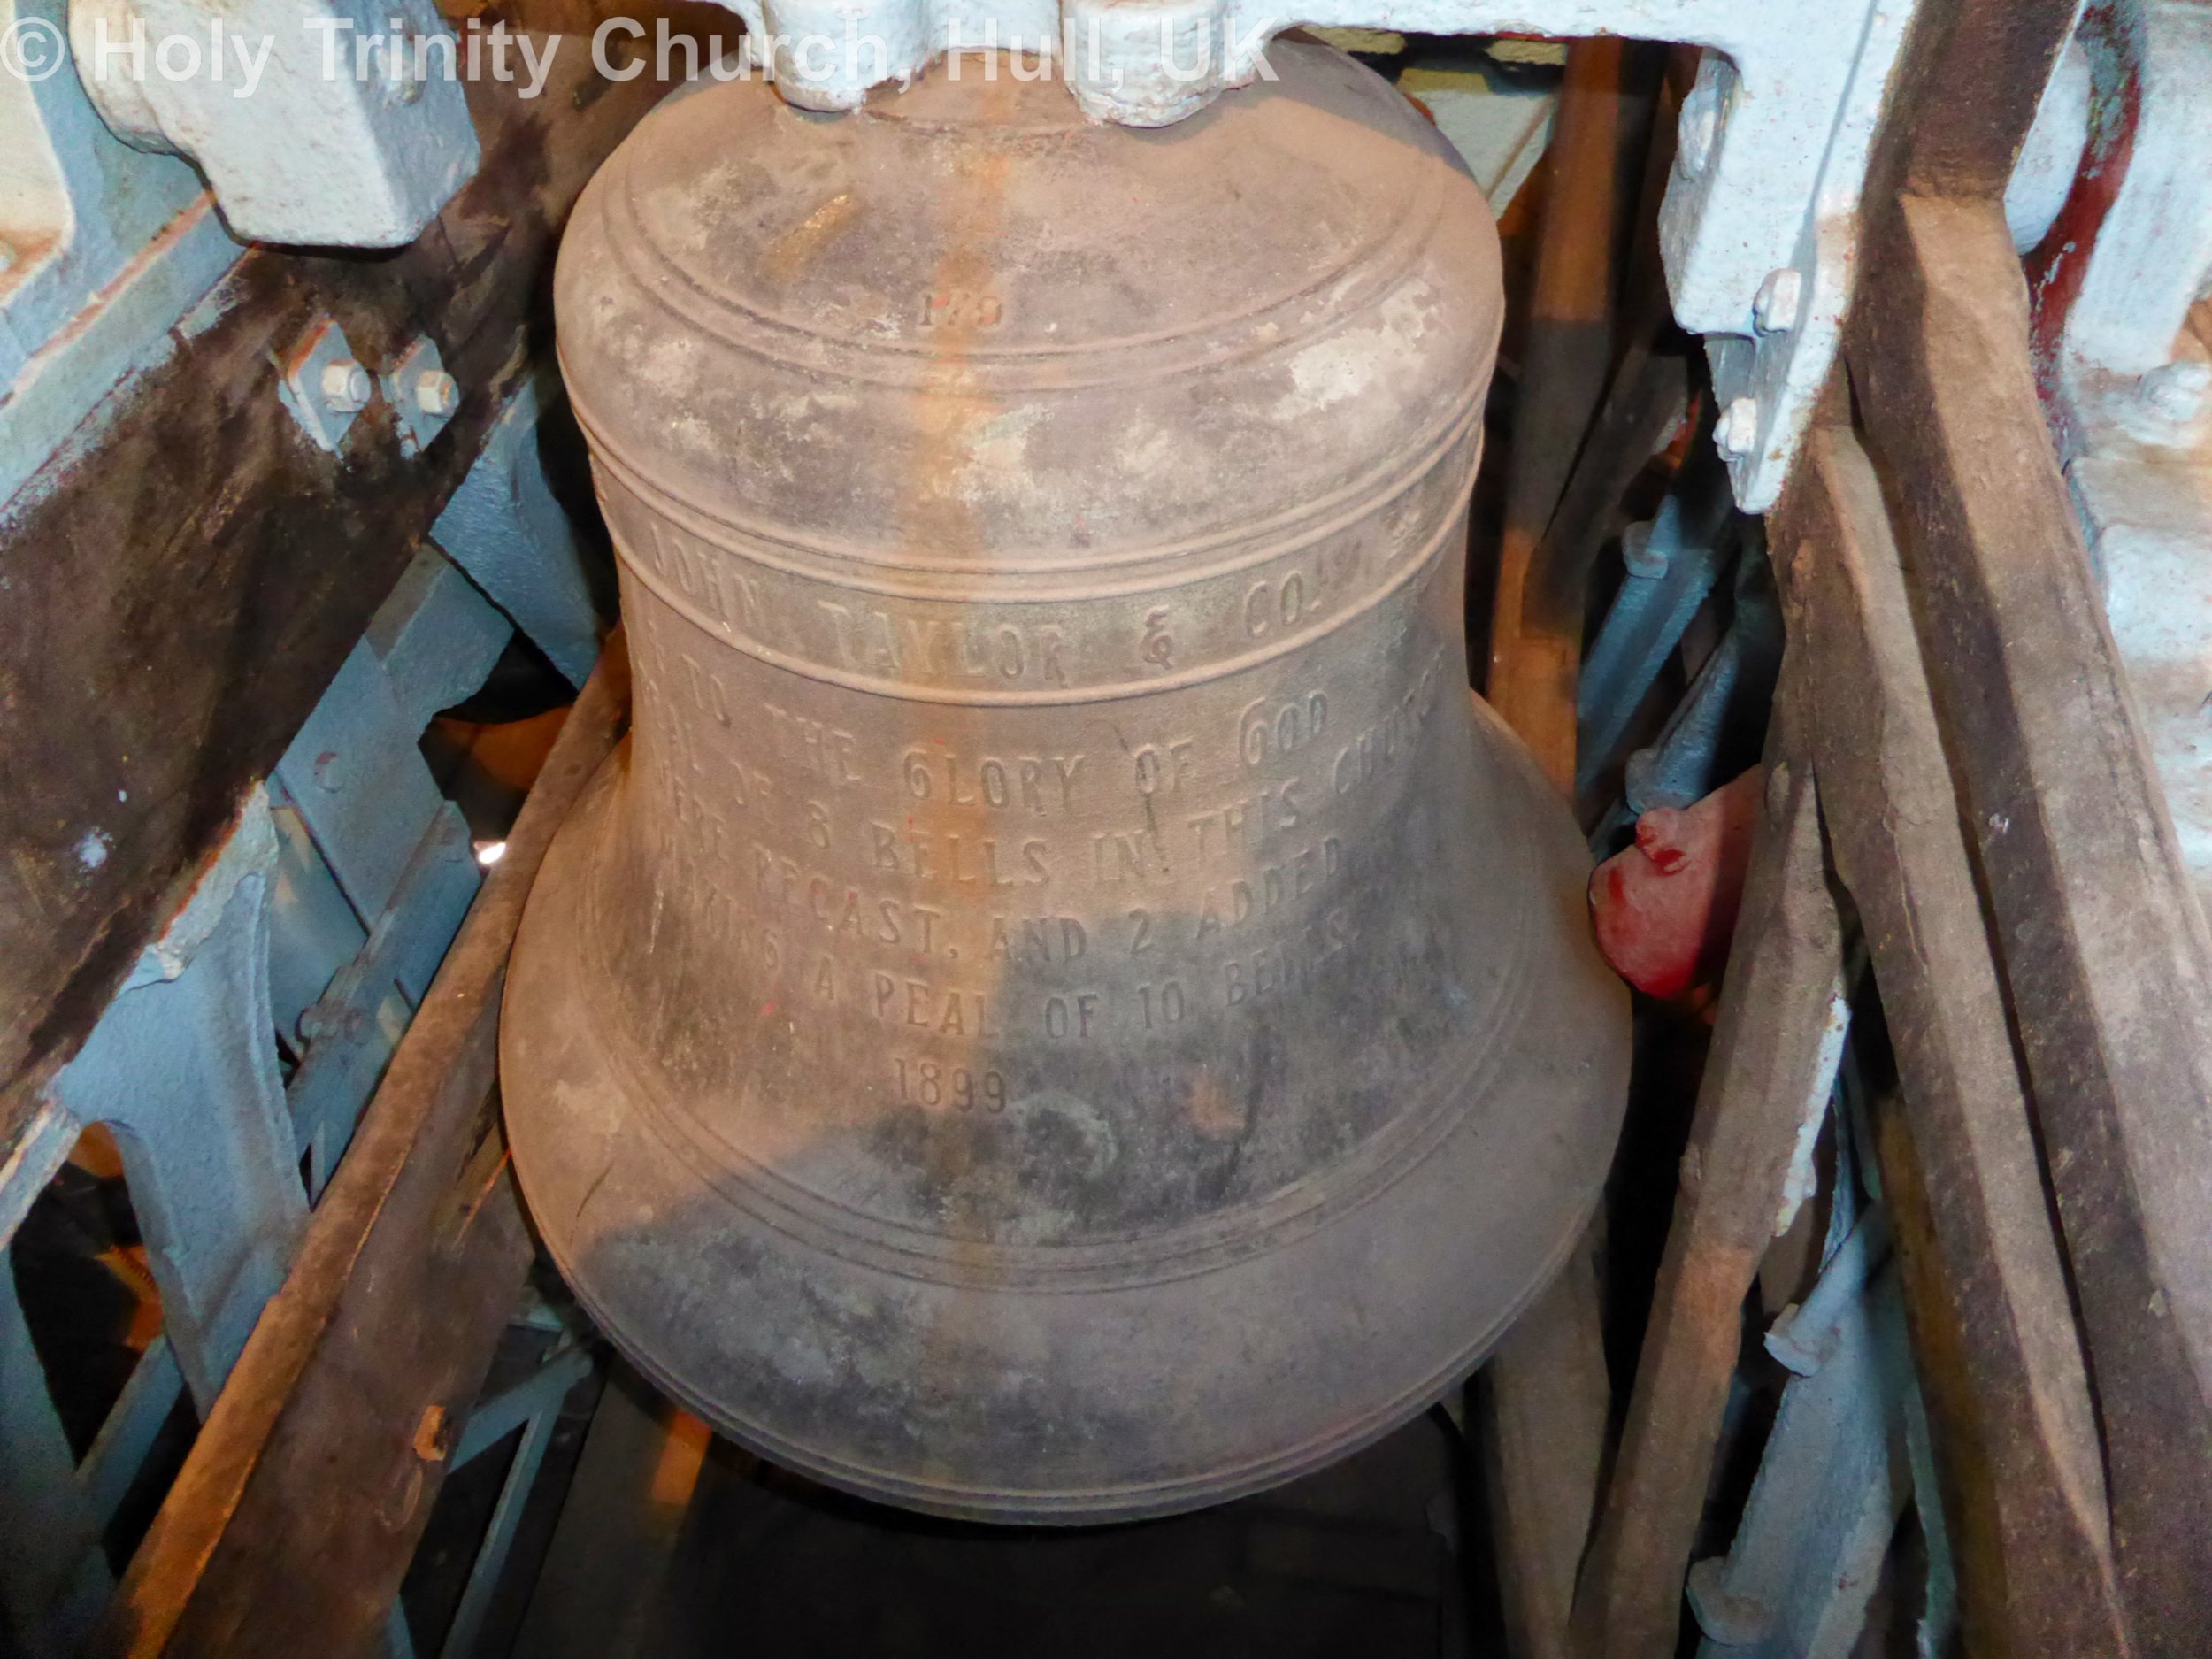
[432,1341,598,1659]
[290,804,480,1201]
[77,1337,187,1530]
[1618,565,1781,818]
[450,1343,596,1471]
[1686,1255,1915,1659]
[0,1239,114,1658]
[1575,476,1734,795]
[434,1409,557,1659]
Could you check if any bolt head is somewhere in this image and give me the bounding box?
[2140,360,2212,426]
[320,359,373,413]
[1678,86,1721,178]
[1717,396,1760,457]
[414,369,459,419]
[1621,521,1670,579]
[1754,267,1804,334]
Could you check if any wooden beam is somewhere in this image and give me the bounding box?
[1566,703,1846,1659]
[1486,37,1651,793]
[1526,339,1691,656]
[0,45,665,1145]
[1478,46,1665,1654]
[1477,1241,1612,1659]
[1525,50,1689,654]
[508,1363,716,1659]
[1883,0,2079,198]
[1512,1,2099,1647]
[99,641,631,1659]
[1774,428,2131,1655]
[1848,193,2212,1655]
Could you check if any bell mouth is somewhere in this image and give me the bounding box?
[503,701,1625,1525]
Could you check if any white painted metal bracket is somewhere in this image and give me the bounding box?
[2059,2,2212,383]
[65,0,479,248]
[2033,2,2212,918]
[718,0,1918,511]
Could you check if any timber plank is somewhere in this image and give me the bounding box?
[1476,1245,1611,1659]
[1486,37,1652,792]
[1776,427,2130,1656]
[1566,710,1845,1659]
[1850,195,2212,1655]
[1477,45,1655,1659]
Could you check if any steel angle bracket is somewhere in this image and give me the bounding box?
[66,0,480,247]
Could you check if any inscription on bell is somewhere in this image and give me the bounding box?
[902,748,1087,813]
[818,601,1071,686]
[603,419,1482,704]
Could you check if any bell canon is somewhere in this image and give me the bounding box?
[503,42,1631,1522]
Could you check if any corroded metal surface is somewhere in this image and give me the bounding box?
[503,44,1630,1522]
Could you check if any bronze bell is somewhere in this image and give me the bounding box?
[503,41,1630,1523]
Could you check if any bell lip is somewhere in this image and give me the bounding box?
[501,718,1630,1525]
[556,1166,1601,1526]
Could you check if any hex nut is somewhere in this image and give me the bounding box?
[279,316,370,455]
[414,370,460,419]
[1678,82,1721,178]
[381,335,460,456]
[320,360,373,413]
[1754,267,1804,334]
[1717,396,1761,457]
[1621,520,1671,579]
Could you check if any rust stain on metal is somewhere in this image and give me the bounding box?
[759,190,861,286]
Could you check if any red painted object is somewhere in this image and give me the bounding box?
[1590,767,1763,1003]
